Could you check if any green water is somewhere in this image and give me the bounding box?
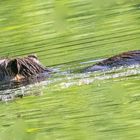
[0,0,140,140]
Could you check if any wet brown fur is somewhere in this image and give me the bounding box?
[97,50,140,66]
[86,50,140,71]
[0,55,50,81]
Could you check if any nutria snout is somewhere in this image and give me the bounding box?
[85,50,140,72]
[0,55,51,82]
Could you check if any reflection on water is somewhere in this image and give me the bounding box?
[0,73,51,101]
[0,63,140,139]
[0,0,140,140]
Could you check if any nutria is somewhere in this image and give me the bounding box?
[85,50,140,72]
[0,55,51,82]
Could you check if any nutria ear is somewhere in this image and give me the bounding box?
[28,54,40,64]
[8,59,20,74]
[28,54,38,59]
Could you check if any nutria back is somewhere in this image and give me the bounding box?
[85,50,140,72]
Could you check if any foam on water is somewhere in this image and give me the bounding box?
[0,63,140,102]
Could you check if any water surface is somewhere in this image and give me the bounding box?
[0,0,140,140]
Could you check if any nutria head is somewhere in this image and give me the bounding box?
[0,55,48,81]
